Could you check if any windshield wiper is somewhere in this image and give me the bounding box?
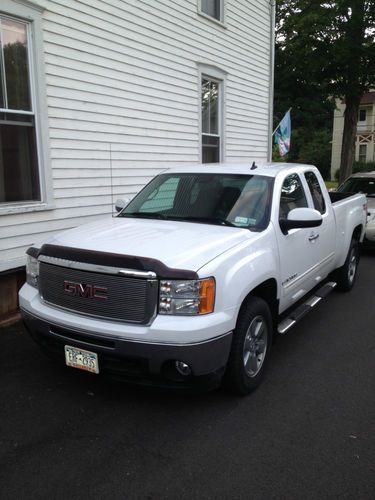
[119,211,167,220]
[174,216,237,227]
[119,213,238,226]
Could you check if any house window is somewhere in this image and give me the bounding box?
[0,15,40,204]
[202,78,221,163]
[200,0,222,22]
[358,109,366,122]
[359,144,367,162]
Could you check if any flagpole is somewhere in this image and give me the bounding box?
[272,107,292,136]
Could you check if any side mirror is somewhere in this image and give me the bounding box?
[115,197,130,213]
[280,207,322,234]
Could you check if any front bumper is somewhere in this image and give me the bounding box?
[21,310,233,389]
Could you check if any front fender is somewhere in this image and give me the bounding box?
[197,228,279,330]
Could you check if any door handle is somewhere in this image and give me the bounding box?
[308,233,320,242]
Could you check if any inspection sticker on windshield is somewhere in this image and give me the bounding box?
[234,216,256,226]
[64,345,99,374]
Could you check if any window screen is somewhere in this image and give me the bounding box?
[0,16,40,203]
[201,0,221,21]
[202,78,220,163]
[359,144,367,162]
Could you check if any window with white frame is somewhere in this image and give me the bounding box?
[200,0,223,22]
[359,144,367,162]
[201,77,221,163]
[0,14,40,204]
[358,109,366,122]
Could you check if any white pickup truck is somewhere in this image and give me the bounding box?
[20,163,367,393]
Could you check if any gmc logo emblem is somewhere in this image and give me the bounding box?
[63,280,108,300]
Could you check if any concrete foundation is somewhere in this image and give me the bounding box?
[0,268,25,326]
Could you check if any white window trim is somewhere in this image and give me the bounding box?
[197,0,226,28]
[358,109,367,122]
[358,144,367,162]
[197,64,227,163]
[0,0,54,215]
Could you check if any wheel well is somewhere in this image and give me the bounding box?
[239,279,279,328]
[352,225,362,242]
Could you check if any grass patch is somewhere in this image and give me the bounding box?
[325,181,338,190]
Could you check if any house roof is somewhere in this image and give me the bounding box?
[361,92,375,105]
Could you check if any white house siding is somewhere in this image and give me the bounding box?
[0,0,273,272]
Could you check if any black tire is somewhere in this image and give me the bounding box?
[224,297,272,395]
[335,238,359,292]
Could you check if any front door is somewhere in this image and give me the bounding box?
[275,173,322,312]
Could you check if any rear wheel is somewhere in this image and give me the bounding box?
[224,297,272,395]
[335,239,359,292]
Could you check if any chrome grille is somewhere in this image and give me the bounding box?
[39,262,158,324]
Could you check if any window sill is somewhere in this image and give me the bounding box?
[0,202,55,215]
[197,10,227,29]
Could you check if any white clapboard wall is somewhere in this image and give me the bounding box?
[0,0,272,272]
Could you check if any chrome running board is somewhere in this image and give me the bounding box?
[278,282,337,334]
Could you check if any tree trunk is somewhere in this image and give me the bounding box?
[339,95,361,185]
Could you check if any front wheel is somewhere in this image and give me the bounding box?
[224,297,272,395]
[335,239,359,292]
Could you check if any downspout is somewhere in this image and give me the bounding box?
[268,0,276,161]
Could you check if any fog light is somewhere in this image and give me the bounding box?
[175,361,192,377]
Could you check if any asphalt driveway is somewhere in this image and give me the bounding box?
[1,253,374,499]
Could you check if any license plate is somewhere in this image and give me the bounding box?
[64,345,99,374]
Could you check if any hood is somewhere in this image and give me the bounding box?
[44,217,252,272]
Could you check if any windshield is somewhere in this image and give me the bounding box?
[338,177,375,197]
[119,173,274,230]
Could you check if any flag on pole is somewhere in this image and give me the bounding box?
[274,109,291,157]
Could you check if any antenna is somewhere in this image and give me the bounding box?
[109,143,115,217]
[251,161,258,170]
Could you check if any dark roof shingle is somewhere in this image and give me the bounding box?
[361,92,375,104]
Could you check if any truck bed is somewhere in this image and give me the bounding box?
[329,191,357,203]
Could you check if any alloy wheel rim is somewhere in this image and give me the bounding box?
[348,250,357,284]
[243,315,268,377]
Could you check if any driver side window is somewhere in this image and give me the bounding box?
[279,174,308,220]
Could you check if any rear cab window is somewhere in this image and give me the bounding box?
[304,171,326,214]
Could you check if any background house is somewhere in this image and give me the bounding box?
[0,0,275,322]
[331,91,375,179]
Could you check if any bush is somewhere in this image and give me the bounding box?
[352,161,375,173]
[334,162,375,182]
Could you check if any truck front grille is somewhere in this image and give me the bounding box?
[38,262,158,324]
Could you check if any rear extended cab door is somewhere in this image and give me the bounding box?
[274,169,336,313]
[303,170,336,279]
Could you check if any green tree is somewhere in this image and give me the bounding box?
[273,3,336,177]
[275,0,375,183]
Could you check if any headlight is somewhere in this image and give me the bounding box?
[159,278,215,315]
[26,255,39,288]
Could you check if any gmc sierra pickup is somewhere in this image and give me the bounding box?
[20,163,367,393]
